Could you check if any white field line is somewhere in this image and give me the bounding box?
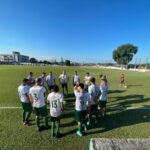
[0,106,22,109]
[0,106,150,110]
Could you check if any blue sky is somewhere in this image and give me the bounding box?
[0,0,150,63]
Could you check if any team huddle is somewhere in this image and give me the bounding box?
[18,71,109,138]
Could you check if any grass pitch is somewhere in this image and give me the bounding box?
[0,65,149,150]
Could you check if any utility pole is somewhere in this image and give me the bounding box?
[134,58,137,69]
[139,58,141,69]
[145,57,149,70]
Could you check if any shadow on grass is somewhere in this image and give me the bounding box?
[110,94,149,107]
[88,108,150,135]
[108,90,127,94]
[127,84,143,88]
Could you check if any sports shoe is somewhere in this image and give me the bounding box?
[51,134,55,138]
[86,121,91,126]
[83,125,87,132]
[76,131,83,137]
[26,121,32,126]
[23,121,27,125]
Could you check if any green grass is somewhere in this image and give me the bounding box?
[0,65,150,150]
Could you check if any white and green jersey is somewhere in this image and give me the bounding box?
[29,86,46,108]
[74,90,90,111]
[18,85,30,103]
[84,75,91,85]
[59,74,68,84]
[27,76,35,85]
[99,85,108,101]
[40,76,46,86]
[73,75,80,84]
[88,84,100,105]
[46,75,55,86]
[47,92,64,117]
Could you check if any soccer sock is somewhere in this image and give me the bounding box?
[26,112,32,122]
[66,86,68,94]
[78,123,82,132]
[51,122,54,135]
[95,113,99,121]
[36,116,40,128]
[88,114,92,124]
[82,122,87,132]
[44,116,48,128]
[62,88,64,95]
[23,110,26,122]
[55,120,60,135]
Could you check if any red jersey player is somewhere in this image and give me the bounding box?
[120,74,125,87]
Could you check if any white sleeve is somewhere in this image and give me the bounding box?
[47,95,50,102]
[60,94,64,103]
[42,87,46,93]
[74,90,78,97]
[88,86,92,94]
[46,76,48,81]
[29,88,32,95]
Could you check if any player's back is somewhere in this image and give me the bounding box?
[100,85,108,101]
[18,85,30,103]
[29,86,46,108]
[48,92,63,117]
[74,91,90,111]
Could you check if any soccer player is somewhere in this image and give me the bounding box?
[40,72,46,87]
[87,77,100,126]
[120,74,125,87]
[46,71,56,91]
[29,78,48,131]
[18,78,32,125]
[84,72,91,91]
[99,79,108,118]
[47,85,64,138]
[72,71,80,86]
[27,72,35,86]
[59,70,69,95]
[74,83,90,137]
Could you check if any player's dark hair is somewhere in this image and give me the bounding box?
[86,72,89,75]
[100,74,103,78]
[90,77,95,83]
[53,85,59,92]
[35,78,41,84]
[102,79,107,83]
[29,72,33,75]
[23,78,28,83]
[42,72,46,75]
[79,83,84,89]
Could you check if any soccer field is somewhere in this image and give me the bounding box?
[0,65,150,150]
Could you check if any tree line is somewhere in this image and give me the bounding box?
[29,58,72,66]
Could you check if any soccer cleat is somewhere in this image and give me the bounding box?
[51,134,55,138]
[76,131,83,137]
[26,121,32,126]
[84,125,87,132]
[54,134,59,139]
[86,121,91,126]
[23,121,27,125]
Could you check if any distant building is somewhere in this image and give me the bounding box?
[0,51,29,64]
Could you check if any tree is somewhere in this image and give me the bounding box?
[113,44,138,67]
[29,57,37,63]
[65,60,71,66]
